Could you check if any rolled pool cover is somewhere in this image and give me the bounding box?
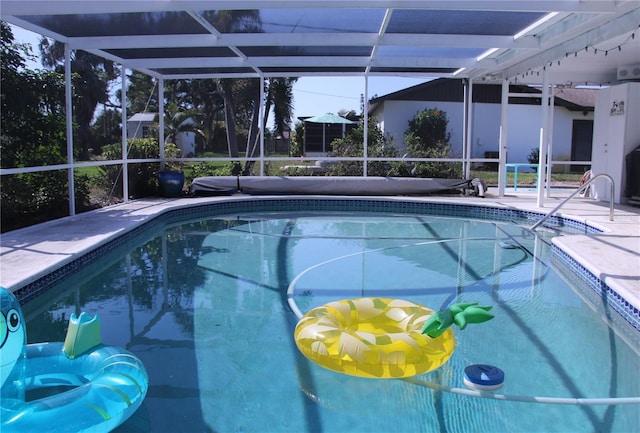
[191,176,485,196]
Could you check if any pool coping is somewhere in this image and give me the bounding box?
[1,192,639,331]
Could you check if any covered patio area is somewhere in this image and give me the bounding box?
[1,0,639,216]
[1,5,640,433]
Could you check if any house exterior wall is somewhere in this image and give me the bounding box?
[127,121,153,139]
[175,131,196,157]
[591,82,640,204]
[374,99,592,169]
[379,101,463,155]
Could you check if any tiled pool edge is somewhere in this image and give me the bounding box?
[552,245,640,333]
[9,196,638,333]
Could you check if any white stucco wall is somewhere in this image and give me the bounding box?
[175,131,196,157]
[378,101,464,156]
[126,121,150,139]
[374,99,593,168]
[591,82,640,203]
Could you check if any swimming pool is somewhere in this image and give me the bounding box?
[19,200,640,432]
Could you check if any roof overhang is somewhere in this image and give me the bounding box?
[2,0,639,86]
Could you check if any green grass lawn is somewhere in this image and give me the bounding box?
[74,166,103,177]
[471,170,583,187]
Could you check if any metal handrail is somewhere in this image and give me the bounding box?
[530,173,614,230]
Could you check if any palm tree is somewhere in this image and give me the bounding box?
[39,38,118,161]
[269,77,297,138]
[190,79,224,153]
[243,77,297,174]
[159,102,205,150]
[219,78,240,158]
[200,9,261,158]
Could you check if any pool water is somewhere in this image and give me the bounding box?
[22,211,640,433]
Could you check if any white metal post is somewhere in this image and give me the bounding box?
[64,44,75,215]
[121,66,128,201]
[536,70,550,207]
[498,79,509,197]
[259,75,265,176]
[363,75,369,177]
[463,78,473,179]
[545,90,555,198]
[159,78,165,169]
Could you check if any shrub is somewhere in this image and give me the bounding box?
[100,138,174,198]
[327,123,397,176]
[403,108,461,178]
[406,107,451,149]
[290,122,304,157]
[0,170,94,232]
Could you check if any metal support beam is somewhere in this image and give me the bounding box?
[64,44,75,216]
[536,69,550,207]
[545,90,555,198]
[159,78,165,169]
[121,66,129,201]
[259,75,265,176]
[462,78,473,179]
[363,75,369,177]
[498,79,509,197]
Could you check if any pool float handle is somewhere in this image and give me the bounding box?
[63,312,101,359]
[421,302,493,338]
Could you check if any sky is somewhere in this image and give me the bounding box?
[292,76,429,120]
[10,25,429,123]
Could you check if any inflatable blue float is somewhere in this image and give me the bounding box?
[1,287,148,433]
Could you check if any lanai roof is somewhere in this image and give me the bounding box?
[1,1,638,86]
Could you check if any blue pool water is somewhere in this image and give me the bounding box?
[21,207,640,433]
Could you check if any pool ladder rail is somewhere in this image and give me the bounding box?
[530,173,614,231]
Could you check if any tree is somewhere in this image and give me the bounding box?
[91,108,122,155]
[200,10,261,158]
[1,28,65,169]
[39,38,118,160]
[124,70,159,114]
[267,78,297,138]
[190,79,225,153]
[219,78,241,158]
[1,22,93,231]
[403,107,461,178]
[243,77,297,175]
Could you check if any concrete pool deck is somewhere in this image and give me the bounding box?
[1,191,639,314]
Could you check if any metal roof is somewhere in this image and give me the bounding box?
[1,1,639,86]
[369,78,597,110]
[127,112,157,122]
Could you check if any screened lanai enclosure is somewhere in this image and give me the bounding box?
[1,1,639,226]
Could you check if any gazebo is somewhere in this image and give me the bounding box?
[304,113,358,154]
